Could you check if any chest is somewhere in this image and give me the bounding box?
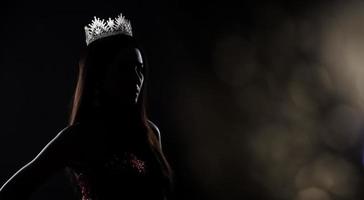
[71,149,151,178]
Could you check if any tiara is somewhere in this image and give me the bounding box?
[84,13,133,46]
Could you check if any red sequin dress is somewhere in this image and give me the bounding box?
[65,123,168,200]
[69,149,166,200]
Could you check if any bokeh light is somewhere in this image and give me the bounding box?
[167,1,364,199]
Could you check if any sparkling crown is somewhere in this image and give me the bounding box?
[84,13,133,46]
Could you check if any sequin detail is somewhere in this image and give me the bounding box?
[103,152,146,175]
[129,153,146,174]
[73,151,148,200]
[74,173,92,200]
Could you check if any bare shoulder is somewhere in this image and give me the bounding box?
[34,123,82,162]
[0,124,82,199]
[46,123,81,148]
[147,119,162,148]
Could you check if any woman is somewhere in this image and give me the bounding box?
[0,13,173,200]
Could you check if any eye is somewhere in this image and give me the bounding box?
[136,62,143,69]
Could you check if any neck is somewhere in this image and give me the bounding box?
[94,103,142,125]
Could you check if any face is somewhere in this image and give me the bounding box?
[101,47,144,105]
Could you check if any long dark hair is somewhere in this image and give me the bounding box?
[67,34,173,195]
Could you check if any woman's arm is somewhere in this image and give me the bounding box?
[0,124,79,199]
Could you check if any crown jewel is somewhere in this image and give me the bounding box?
[84,13,133,46]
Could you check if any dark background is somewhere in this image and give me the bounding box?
[1,0,364,200]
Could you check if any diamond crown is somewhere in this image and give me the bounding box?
[84,13,133,46]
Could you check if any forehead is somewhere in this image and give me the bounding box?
[114,47,143,64]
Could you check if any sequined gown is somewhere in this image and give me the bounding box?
[66,122,169,200]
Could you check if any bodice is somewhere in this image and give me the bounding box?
[65,123,167,200]
[69,149,166,200]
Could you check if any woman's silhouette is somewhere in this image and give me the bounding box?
[0,13,173,200]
